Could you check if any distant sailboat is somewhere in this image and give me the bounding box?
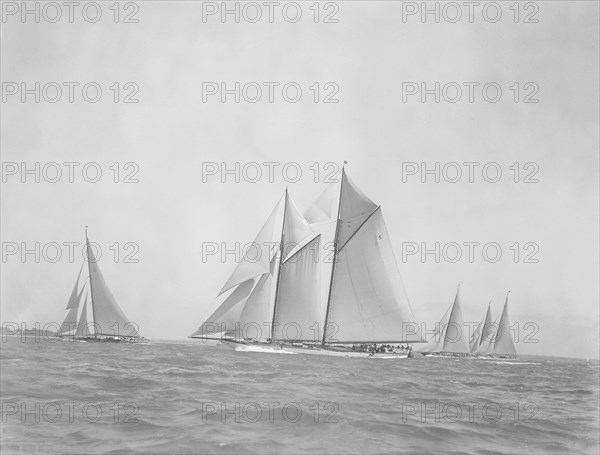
[191,168,424,357]
[469,302,493,354]
[57,229,142,342]
[415,283,470,357]
[474,292,517,359]
[489,292,518,358]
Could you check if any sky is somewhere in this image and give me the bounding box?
[1,1,598,358]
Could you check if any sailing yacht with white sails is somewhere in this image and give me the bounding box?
[475,292,518,359]
[57,229,142,343]
[415,283,471,357]
[190,168,424,357]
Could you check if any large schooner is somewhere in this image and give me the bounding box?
[57,229,142,343]
[190,168,424,357]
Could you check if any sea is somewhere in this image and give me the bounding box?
[1,336,599,455]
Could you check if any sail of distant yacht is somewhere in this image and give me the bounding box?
[415,283,470,356]
[470,302,493,354]
[57,230,141,342]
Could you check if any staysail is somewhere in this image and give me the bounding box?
[273,235,323,342]
[74,295,91,338]
[58,273,86,336]
[414,302,453,353]
[470,302,493,354]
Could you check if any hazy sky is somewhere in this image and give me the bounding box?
[1,1,598,358]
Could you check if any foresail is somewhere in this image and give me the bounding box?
[190,279,255,338]
[87,242,140,338]
[274,235,324,342]
[327,209,422,343]
[470,303,493,353]
[237,256,277,341]
[414,303,452,353]
[58,306,79,335]
[469,320,484,353]
[218,195,284,295]
[74,296,91,338]
[492,295,517,356]
[475,315,499,355]
[66,262,84,309]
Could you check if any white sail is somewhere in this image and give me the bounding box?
[282,193,315,257]
[302,186,339,340]
[475,314,500,355]
[327,207,422,343]
[218,195,284,295]
[237,256,277,341]
[190,279,255,338]
[237,191,316,340]
[491,293,517,356]
[337,173,379,250]
[74,294,91,338]
[439,286,470,354]
[58,283,86,335]
[87,239,140,338]
[470,302,493,353]
[274,235,324,342]
[304,182,338,224]
[414,302,453,353]
[66,263,84,309]
[191,190,315,341]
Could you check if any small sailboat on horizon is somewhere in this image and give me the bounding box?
[57,229,143,343]
[190,168,424,357]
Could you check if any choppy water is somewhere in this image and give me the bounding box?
[1,336,598,454]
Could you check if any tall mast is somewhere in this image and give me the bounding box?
[270,188,288,342]
[321,167,345,346]
[85,226,97,338]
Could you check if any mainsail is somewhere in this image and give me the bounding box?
[491,293,517,357]
[86,236,140,338]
